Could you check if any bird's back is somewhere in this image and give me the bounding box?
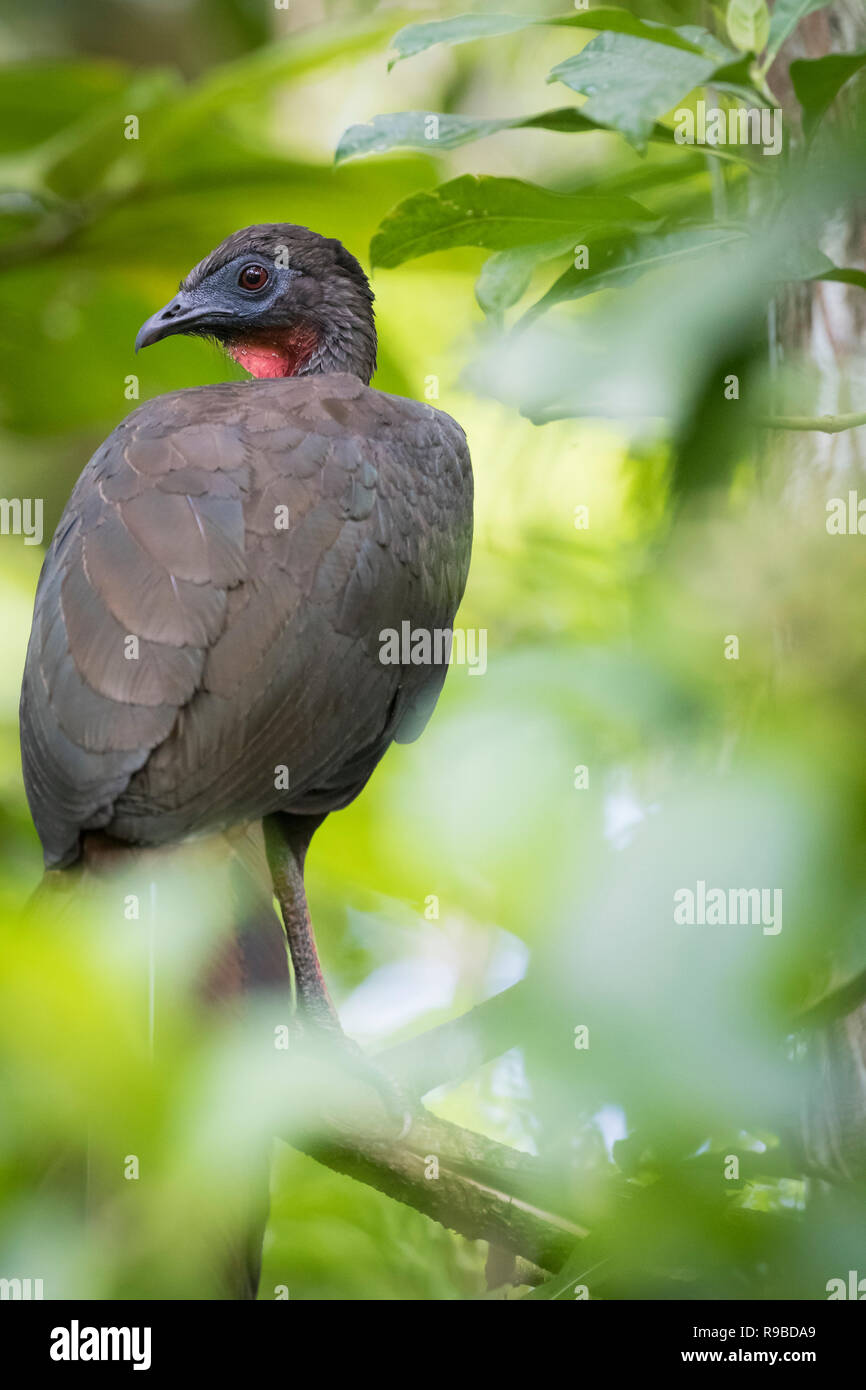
[21,374,473,867]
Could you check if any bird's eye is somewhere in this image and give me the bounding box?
[238,264,269,291]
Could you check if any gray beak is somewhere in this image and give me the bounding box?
[134,291,239,352]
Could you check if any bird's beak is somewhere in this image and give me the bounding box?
[134,291,240,353]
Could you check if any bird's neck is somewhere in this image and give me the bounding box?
[226,320,376,385]
[226,325,320,380]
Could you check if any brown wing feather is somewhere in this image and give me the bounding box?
[20,374,472,866]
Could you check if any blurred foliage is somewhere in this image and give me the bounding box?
[1,0,866,1301]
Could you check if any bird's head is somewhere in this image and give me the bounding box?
[135,224,377,383]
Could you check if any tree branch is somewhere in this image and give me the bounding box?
[278,959,866,1277]
[293,1107,585,1271]
[279,1040,588,1271]
[759,410,866,434]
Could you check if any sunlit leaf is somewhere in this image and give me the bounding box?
[370,174,654,269]
[726,0,770,55]
[388,8,715,69]
[548,33,755,147]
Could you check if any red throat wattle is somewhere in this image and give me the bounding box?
[227,325,319,379]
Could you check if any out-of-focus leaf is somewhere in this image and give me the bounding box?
[40,69,181,200]
[370,174,654,269]
[0,67,179,201]
[766,0,833,64]
[465,225,785,432]
[0,61,130,156]
[726,0,770,55]
[790,51,866,137]
[548,33,755,147]
[387,8,716,69]
[0,24,397,209]
[138,17,398,170]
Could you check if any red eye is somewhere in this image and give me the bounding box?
[238,264,269,291]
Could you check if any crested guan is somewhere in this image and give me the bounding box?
[19,223,474,1294]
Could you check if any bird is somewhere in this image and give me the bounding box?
[19,222,474,1296]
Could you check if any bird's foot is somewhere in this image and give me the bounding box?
[294,1005,415,1139]
[339,1039,415,1140]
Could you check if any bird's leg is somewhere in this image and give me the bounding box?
[263,811,414,1134]
[262,812,339,1033]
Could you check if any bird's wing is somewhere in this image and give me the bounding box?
[20,388,249,866]
[21,376,472,866]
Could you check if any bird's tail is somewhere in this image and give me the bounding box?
[37,823,290,1300]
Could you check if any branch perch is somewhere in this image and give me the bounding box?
[278,1028,588,1272]
[759,410,866,434]
[292,1104,586,1271]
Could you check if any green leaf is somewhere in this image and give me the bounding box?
[675,26,742,63]
[464,196,848,430]
[818,266,866,292]
[766,0,832,64]
[548,33,752,148]
[389,11,541,64]
[520,229,866,324]
[369,174,654,269]
[474,173,742,325]
[335,107,681,165]
[523,225,751,320]
[726,0,770,55]
[790,51,866,137]
[388,8,718,69]
[475,235,581,317]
